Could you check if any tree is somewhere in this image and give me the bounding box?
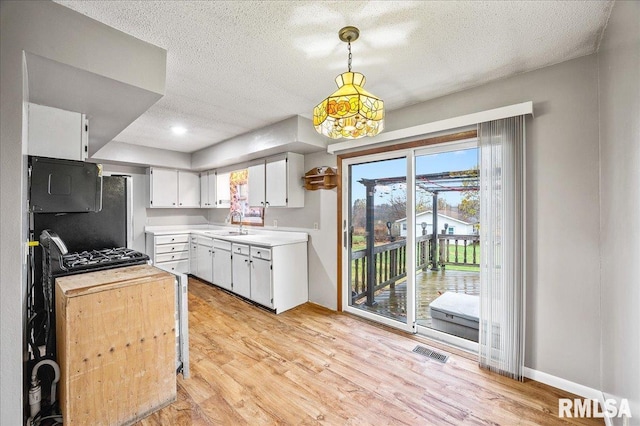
[351,198,366,230]
[459,167,480,221]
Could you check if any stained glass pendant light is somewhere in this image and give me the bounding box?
[313,26,384,139]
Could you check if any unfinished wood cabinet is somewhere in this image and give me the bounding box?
[56,265,176,425]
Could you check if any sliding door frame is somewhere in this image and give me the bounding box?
[336,129,478,314]
[340,151,415,331]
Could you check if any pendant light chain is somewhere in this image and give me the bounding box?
[347,40,352,72]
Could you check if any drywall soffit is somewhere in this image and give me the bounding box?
[25,52,164,157]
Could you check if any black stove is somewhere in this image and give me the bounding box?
[36,230,150,359]
[61,247,149,272]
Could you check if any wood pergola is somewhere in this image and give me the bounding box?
[356,169,479,306]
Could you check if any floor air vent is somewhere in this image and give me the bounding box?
[412,345,449,363]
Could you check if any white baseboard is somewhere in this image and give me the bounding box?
[523,367,612,426]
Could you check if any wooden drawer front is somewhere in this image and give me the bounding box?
[213,239,231,251]
[156,234,189,245]
[156,242,189,254]
[159,259,189,274]
[232,243,250,256]
[156,251,189,263]
[250,247,271,260]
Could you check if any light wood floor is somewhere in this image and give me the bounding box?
[137,278,602,425]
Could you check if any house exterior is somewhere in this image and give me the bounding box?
[1,2,638,424]
[396,211,476,238]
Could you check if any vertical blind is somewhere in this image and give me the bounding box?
[478,116,526,380]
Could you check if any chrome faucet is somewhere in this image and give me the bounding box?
[230,209,245,234]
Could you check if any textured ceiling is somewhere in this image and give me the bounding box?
[54,0,613,154]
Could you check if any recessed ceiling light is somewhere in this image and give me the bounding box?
[171,126,187,135]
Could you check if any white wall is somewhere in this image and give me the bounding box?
[598,0,640,423]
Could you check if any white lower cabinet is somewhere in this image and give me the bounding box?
[146,233,190,273]
[231,243,251,299]
[148,230,308,313]
[230,242,306,313]
[250,247,272,308]
[196,236,213,283]
[212,239,232,291]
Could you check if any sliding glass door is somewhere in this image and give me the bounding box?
[341,140,479,347]
[413,142,480,351]
[342,153,415,331]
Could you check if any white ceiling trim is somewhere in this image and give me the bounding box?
[326,101,534,154]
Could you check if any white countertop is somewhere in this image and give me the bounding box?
[145,225,308,247]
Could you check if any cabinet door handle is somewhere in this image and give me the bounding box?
[171,247,175,251]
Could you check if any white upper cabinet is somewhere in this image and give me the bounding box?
[178,171,200,207]
[216,171,231,208]
[247,162,266,207]
[248,152,304,208]
[265,157,288,207]
[148,168,178,207]
[28,103,88,161]
[147,167,200,208]
[200,171,216,208]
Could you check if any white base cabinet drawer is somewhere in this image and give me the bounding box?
[156,242,189,254]
[213,239,231,250]
[159,259,189,274]
[156,234,189,245]
[156,251,189,263]
[250,246,271,260]
[232,243,250,256]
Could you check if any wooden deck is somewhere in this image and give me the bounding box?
[353,269,480,328]
[136,278,602,425]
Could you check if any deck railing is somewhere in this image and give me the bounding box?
[437,234,480,266]
[351,233,479,305]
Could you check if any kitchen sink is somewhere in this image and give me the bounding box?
[204,230,249,236]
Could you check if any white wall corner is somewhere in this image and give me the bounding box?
[524,367,603,400]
